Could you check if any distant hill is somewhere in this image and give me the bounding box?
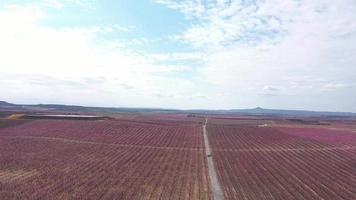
[0,100,355,117]
[0,101,15,106]
[0,101,177,113]
[229,107,356,117]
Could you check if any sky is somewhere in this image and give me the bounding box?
[0,0,356,112]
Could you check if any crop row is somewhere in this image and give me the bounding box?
[207,125,356,200]
[0,119,30,129]
[0,119,204,149]
[207,125,330,151]
[134,113,205,125]
[0,126,211,199]
[276,127,356,146]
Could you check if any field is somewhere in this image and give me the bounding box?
[207,123,356,199]
[0,113,355,199]
[0,118,210,199]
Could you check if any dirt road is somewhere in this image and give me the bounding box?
[203,118,224,200]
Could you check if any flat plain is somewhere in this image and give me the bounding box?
[0,114,355,200]
[0,118,210,199]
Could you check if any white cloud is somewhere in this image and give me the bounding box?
[112,24,135,32]
[1,1,356,111]
[156,0,356,111]
[0,4,200,108]
[263,86,279,91]
[42,0,96,10]
[146,52,205,62]
[157,0,300,48]
[0,5,174,77]
[42,0,64,9]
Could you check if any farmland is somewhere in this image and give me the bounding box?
[207,124,356,199]
[0,118,210,199]
[0,113,355,199]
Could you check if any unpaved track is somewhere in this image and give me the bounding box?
[203,118,224,200]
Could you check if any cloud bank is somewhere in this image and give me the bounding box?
[156,0,356,111]
[1,0,356,111]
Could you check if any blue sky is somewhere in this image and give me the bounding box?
[1,0,356,112]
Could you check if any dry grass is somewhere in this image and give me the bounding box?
[7,114,25,120]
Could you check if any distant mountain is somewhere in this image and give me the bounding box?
[174,107,356,117]
[0,101,178,113]
[0,101,15,106]
[35,104,177,113]
[229,107,356,117]
[0,100,355,117]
